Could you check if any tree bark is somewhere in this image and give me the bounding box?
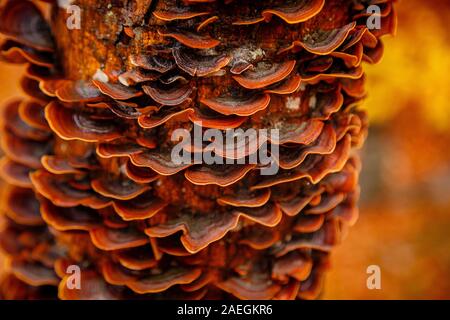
[0,0,396,300]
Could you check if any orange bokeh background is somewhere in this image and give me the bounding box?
[0,0,449,299]
[324,0,450,299]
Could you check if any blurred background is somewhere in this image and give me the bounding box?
[0,0,449,299]
[324,0,450,299]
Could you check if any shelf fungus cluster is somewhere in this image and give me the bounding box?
[0,0,396,300]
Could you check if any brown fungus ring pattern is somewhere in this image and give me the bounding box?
[0,0,396,300]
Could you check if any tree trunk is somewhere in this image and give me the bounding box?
[0,0,396,299]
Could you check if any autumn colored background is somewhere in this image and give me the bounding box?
[1,0,449,299]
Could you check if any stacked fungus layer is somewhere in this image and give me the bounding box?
[0,0,396,299]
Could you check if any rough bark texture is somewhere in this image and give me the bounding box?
[0,0,396,299]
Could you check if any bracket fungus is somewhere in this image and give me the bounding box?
[0,0,396,300]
